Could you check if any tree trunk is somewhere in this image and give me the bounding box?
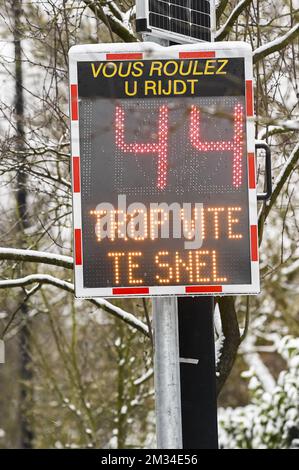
[13,0,34,449]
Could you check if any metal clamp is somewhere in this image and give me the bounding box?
[255,141,272,201]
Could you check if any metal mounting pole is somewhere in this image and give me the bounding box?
[153,297,182,449]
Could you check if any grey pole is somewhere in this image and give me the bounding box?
[153,297,182,449]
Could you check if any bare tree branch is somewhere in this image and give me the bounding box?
[0,273,149,337]
[216,0,253,41]
[253,23,299,63]
[216,297,241,395]
[258,124,299,140]
[0,247,73,269]
[240,296,250,343]
[216,0,230,23]
[83,0,137,42]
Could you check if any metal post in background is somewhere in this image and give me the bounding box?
[153,297,182,449]
[178,297,218,449]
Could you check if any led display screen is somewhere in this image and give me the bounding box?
[70,44,259,296]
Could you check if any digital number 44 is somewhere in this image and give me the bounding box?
[115,103,244,190]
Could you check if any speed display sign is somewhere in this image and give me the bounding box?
[69,42,259,297]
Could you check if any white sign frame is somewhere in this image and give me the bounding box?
[69,41,259,298]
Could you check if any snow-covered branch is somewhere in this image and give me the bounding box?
[253,23,299,63]
[216,297,241,394]
[89,298,148,337]
[241,337,275,393]
[0,273,73,292]
[83,0,136,42]
[0,247,73,269]
[0,273,149,336]
[216,0,252,41]
[216,0,230,22]
[281,258,299,276]
[258,121,299,140]
[133,368,153,386]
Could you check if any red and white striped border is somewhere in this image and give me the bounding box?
[69,42,259,298]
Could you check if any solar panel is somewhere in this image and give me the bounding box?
[136,0,215,44]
